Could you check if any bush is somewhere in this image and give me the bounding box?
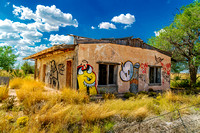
[1,96,15,111]
[16,79,46,108]
[17,116,29,127]
[60,88,89,104]
[9,78,24,89]
[138,91,148,95]
[123,92,136,99]
[103,93,116,100]
[0,86,9,101]
[21,61,34,74]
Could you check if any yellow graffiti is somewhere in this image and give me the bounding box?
[77,65,97,95]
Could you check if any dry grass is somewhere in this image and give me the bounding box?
[0,86,9,101]
[1,78,200,132]
[60,88,89,104]
[9,78,24,89]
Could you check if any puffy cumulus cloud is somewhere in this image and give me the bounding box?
[0,32,20,41]
[49,34,74,45]
[13,4,78,32]
[15,44,49,66]
[98,22,116,29]
[36,5,78,27]
[154,29,165,36]
[111,13,135,25]
[13,5,36,20]
[111,13,135,29]
[0,19,42,46]
[1,4,78,67]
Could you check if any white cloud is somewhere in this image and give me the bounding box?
[91,26,96,29]
[13,5,36,20]
[0,19,42,46]
[13,4,78,32]
[98,22,116,29]
[0,43,9,46]
[154,29,165,36]
[111,13,135,29]
[36,5,78,27]
[111,13,135,25]
[1,4,78,67]
[49,34,74,45]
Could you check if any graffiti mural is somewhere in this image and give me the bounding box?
[46,60,65,89]
[155,56,164,64]
[120,61,140,93]
[120,61,134,82]
[161,63,171,84]
[140,63,148,74]
[77,62,98,95]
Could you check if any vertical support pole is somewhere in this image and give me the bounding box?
[34,59,37,80]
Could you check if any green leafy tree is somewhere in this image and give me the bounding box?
[0,46,18,72]
[148,1,200,86]
[21,61,35,75]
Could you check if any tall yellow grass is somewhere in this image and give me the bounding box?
[0,86,9,101]
[2,78,200,132]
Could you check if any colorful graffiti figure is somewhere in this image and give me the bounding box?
[120,61,140,93]
[77,64,98,95]
[120,61,134,81]
[120,61,140,82]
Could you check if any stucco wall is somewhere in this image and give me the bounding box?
[36,50,77,89]
[77,43,171,93]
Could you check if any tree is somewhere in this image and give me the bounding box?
[148,1,200,86]
[21,61,35,75]
[0,46,18,71]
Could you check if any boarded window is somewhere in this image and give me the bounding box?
[98,64,117,85]
[149,66,161,84]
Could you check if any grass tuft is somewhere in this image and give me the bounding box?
[0,86,9,101]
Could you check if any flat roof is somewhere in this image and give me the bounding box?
[23,44,75,60]
[24,35,172,60]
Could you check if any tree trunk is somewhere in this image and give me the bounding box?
[189,60,197,86]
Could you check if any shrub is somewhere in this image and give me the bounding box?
[16,79,46,109]
[61,88,89,104]
[21,61,34,74]
[138,91,148,95]
[17,116,29,127]
[1,96,15,111]
[0,86,9,101]
[133,106,148,122]
[123,92,136,99]
[103,93,116,100]
[9,78,24,89]
[174,75,181,81]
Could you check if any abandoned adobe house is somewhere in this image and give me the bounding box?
[24,35,172,94]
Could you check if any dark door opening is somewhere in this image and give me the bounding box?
[66,60,72,88]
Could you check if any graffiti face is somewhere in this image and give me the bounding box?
[120,61,140,82]
[120,61,140,93]
[120,61,134,81]
[77,64,97,95]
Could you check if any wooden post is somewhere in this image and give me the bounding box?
[34,59,37,80]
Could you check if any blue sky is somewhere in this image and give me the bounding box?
[0,0,194,66]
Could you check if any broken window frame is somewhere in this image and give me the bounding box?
[98,63,118,86]
[149,66,162,86]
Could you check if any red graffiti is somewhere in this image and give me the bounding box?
[141,63,148,74]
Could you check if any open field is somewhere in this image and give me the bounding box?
[0,78,200,132]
